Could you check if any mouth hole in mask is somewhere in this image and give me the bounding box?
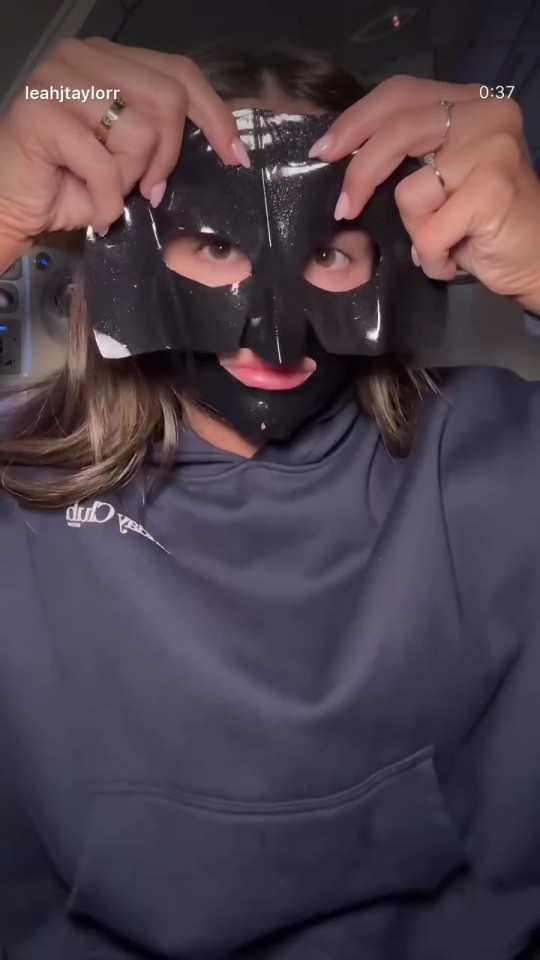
[304,229,375,292]
[162,228,376,293]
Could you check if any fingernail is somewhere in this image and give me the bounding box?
[98,227,109,237]
[411,245,420,266]
[149,180,166,208]
[308,133,334,159]
[334,191,350,220]
[231,137,251,169]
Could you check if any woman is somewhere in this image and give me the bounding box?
[1,36,540,960]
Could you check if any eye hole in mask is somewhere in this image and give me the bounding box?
[162,229,375,292]
[163,234,251,288]
[305,230,375,292]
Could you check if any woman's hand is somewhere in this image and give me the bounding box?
[0,38,247,253]
[309,76,540,311]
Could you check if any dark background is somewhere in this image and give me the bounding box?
[78,0,540,160]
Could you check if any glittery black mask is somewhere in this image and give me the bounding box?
[84,109,448,442]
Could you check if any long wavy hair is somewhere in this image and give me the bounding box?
[0,45,433,508]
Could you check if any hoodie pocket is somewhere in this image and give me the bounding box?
[68,748,466,956]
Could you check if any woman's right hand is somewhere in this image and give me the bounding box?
[0,37,247,250]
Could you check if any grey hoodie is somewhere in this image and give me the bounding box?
[1,366,540,960]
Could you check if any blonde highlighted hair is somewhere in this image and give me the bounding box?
[0,278,433,506]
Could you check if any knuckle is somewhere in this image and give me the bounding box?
[176,55,219,98]
[50,37,81,60]
[124,115,158,154]
[412,234,434,261]
[393,174,416,206]
[478,167,515,204]
[24,57,57,92]
[380,73,418,94]
[499,94,524,131]
[487,131,523,167]
[155,79,187,117]
[28,61,53,88]
[83,36,109,48]
[483,96,524,136]
[6,93,34,129]
[175,54,199,79]
[389,113,416,143]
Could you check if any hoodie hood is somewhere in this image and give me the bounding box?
[164,387,362,477]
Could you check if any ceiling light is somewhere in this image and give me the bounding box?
[351,7,420,43]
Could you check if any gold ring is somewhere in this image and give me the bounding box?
[439,100,454,148]
[422,100,455,192]
[96,96,127,145]
[423,151,447,190]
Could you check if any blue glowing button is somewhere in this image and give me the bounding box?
[34,251,51,270]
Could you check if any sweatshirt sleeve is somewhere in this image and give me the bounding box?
[435,367,540,911]
[0,494,151,960]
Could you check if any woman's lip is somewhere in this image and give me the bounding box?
[219,358,316,390]
[222,366,314,390]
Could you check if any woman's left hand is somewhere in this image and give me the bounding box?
[308,76,540,312]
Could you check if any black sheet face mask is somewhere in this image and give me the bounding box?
[84,109,448,443]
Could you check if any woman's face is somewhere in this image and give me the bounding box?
[163,93,374,393]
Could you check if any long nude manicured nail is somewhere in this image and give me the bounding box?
[334,191,350,220]
[308,133,334,158]
[231,137,251,168]
[411,245,420,266]
[149,180,166,208]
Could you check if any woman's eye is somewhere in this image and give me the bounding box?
[199,239,235,260]
[311,248,350,269]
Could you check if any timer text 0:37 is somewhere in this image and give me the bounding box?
[480,86,515,98]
